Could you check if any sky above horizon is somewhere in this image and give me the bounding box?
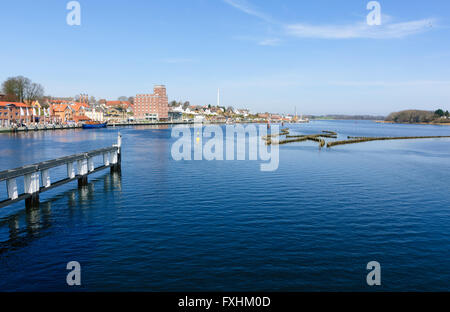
[1,0,449,115]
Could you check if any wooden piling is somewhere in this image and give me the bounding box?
[77,176,88,188]
[327,135,450,148]
[25,193,40,209]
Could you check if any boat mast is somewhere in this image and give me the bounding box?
[217,88,220,107]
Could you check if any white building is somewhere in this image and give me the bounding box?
[85,108,104,122]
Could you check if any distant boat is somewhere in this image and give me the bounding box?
[293,114,309,124]
[293,108,309,123]
[82,121,107,129]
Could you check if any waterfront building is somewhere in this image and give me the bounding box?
[239,109,250,117]
[271,114,282,122]
[135,85,169,121]
[31,100,41,110]
[258,113,269,120]
[84,107,104,122]
[47,98,72,105]
[72,102,89,113]
[51,104,74,123]
[0,101,33,126]
[71,102,91,123]
[194,115,205,123]
[105,106,123,121]
[169,106,183,121]
[184,106,196,115]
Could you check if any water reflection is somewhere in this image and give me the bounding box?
[0,172,122,252]
[0,204,52,253]
[3,128,86,140]
[8,217,19,240]
[133,125,169,130]
[103,171,122,193]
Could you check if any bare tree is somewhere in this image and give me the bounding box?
[25,82,45,104]
[1,76,44,103]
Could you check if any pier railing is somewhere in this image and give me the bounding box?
[0,133,122,209]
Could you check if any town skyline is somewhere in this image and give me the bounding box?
[1,0,450,115]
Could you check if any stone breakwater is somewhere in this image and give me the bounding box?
[264,128,450,148]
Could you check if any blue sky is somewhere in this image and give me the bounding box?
[1,0,449,115]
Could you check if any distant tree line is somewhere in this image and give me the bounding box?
[434,109,450,118]
[385,109,449,123]
[118,96,134,104]
[1,76,44,103]
[169,100,190,109]
[309,115,385,120]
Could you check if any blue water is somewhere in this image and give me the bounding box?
[0,120,449,291]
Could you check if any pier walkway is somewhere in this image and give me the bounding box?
[0,134,122,210]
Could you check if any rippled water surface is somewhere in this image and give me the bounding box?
[0,121,449,291]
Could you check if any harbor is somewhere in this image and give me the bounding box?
[1,0,450,295]
[1,120,450,291]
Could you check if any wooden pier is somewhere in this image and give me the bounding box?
[0,133,122,210]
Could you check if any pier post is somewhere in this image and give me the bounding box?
[24,172,40,209]
[111,133,122,173]
[103,153,110,166]
[7,178,18,200]
[78,176,88,188]
[67,162,76,179]
[41,169,51,188]
[77,158,89,188]
[117,132,122,164]
[88,157,95,172]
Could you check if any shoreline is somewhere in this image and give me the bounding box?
[3,119,449,134]
[0,121,195,133]
[0,120,301,133]
[375,120,450,126]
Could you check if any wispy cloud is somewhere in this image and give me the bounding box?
[286,19,435,39]
[223,0,436,40]
[223,0,276,24]
[258,38,281,46]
